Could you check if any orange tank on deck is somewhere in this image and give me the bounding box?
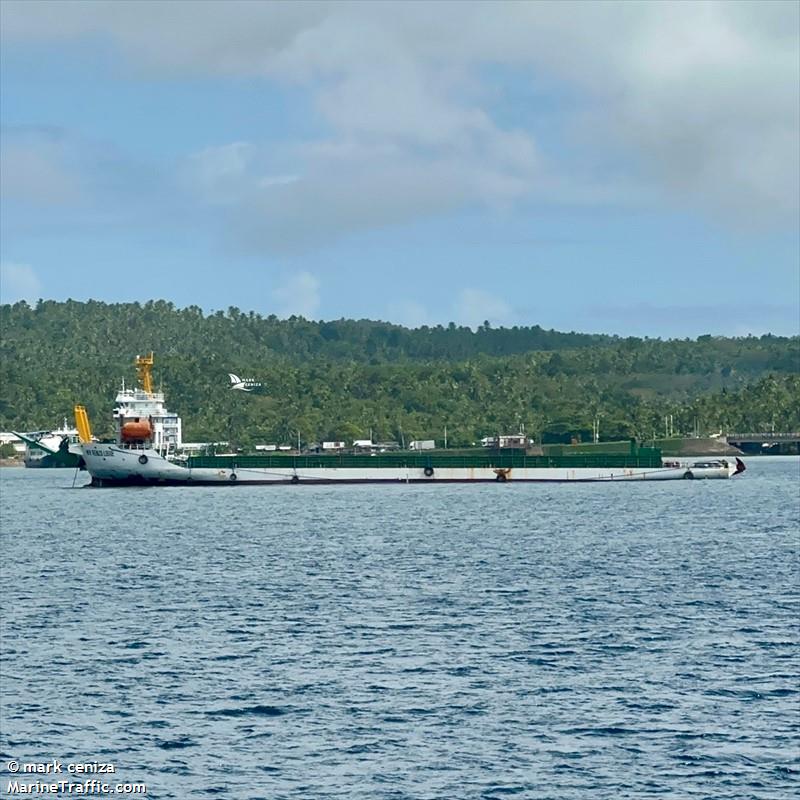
[121,420,152,441]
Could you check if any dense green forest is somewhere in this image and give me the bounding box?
[1,300,798,446]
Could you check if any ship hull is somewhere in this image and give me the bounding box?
[80,445,740,486]
[24,448,83,469]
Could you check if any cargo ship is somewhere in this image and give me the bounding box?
[76,354,745,487]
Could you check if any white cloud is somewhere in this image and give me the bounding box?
[271,271,320,319]
[0,128,83,206]
[222,140,535,253]
[187,141,255,204]
[453,288,513,329]
[1,125,173,225]
[591,301,800,338]
[0,263,43,304]
[2,0,797,242]
[259,174,300,188]
[386,299,435,329]
[390,288,515,329]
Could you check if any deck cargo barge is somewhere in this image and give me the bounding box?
[76,354,745,486]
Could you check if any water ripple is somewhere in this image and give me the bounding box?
[1,458,798,799]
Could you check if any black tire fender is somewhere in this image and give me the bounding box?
[495,472,507,482]
[683,470,694,479]
[230,473,237,481]
[423,466,434,477]
[138,454,148,465]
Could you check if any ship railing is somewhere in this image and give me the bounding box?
[119,442,177,461]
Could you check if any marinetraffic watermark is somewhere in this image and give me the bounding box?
[4,760,146,795]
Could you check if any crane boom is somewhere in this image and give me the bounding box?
[74,405,93,443]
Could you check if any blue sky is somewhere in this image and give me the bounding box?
[1,0,798,337]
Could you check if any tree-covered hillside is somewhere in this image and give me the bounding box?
[1,300,798,446]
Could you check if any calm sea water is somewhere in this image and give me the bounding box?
[1,458,798,799]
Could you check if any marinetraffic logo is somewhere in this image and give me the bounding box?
[228,373,262,392]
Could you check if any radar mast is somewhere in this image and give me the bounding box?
[136,352,155,394]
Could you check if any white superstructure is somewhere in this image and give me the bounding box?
[113,383,182,455]
[76,353,183,459]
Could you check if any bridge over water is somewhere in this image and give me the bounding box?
[723,432,800,454]
[724,432,800,444]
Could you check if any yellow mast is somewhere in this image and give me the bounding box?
[136,352,155,394]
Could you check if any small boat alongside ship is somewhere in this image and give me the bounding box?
[75,354,746,487]
[12,420,83,468]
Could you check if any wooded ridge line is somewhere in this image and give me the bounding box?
[2,300,798,445]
